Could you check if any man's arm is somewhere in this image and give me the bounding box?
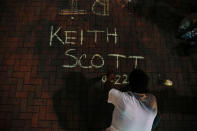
[104,73,117,93]
[103,73,124,105]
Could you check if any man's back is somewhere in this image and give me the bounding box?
[107,89,157,131]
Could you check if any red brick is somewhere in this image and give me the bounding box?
[39,106,47,120]
[23,54,37,59]
[9,98,20,104]
[39,111,46,120]
[20,113,33,119]
[20,66,32,71]
[17,79,24,91]
[33,99,47,106]
[43,128,52,131]
[32,113,38,127]
[47,99,53,105]
[32,79,43,85]
[0,85,10,91]
[23,85,35,91]
[24,72,31,84]
[20,99,27,112]
[12,120,25,127]
[46,105,54,113]
[35,85,42,98]
[46,113,58,120]
[8,78,18,84]
[38,121,52,128]
[0,119,10,128]
[6,59,15,65]
[23,60,38,66]
[8,85,17,97]
[13,72,25,78]
[41,92,52,99]
[16,92,28,98]
[52,121,59,128]
[0,105,13,112]
[0,112,7,119]
[0,66,7,71]
[31,66,38,77]
[40,106,47,113]
[27,106,39,113]
[14,65,21,71]
[0,91,9,97]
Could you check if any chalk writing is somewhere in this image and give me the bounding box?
[65,31,77,45]
[87,30,105,43]
[107,28,118,44]
[80,30,83,45]
[59,0,87,15]
[114,74,121,85]
[92,0,109,16]
[50,26,64,46]
[62,49,144,69]
[90,54,105,68]
[71,0,78,10]
[78,54,92,69]
[101,74,129,85]
[62,49,105,69]
[49,25,145,85]
[59,0,109,16]
[50,26,118,46]
[122,74,129,84]
[108,54,127,69]
[62,49,78,68]
[102,75,107,83]
[128,56,144,68]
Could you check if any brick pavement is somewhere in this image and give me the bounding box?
[0,0,197,131]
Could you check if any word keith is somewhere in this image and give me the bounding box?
[50,26,118,46]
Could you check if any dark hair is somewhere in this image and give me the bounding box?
[128,69,149,93]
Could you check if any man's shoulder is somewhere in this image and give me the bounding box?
[144,93,158,111]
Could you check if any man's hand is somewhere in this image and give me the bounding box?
[104,73,116,92]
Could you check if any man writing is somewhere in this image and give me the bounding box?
[104,69,158,131]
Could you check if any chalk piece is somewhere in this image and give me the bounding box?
[164,79,173,87]
[71,16,74,20]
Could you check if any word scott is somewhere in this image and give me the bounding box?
[63,49,144,69]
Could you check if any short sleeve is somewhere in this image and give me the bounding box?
[108,89,122,105]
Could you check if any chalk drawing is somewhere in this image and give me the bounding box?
[92,0,109,16]
[102,74,129,85]
[62,49,78,68]
[50,26,118,46]
[87,30,105,43]
[107,28,118,44]
[114,74,121,85]
[80,30,84,45]
[65,31,77,45]
[59,0,87,15]
[122,74,129,84]
[108,54,127,69]
[78,54,92,69]
[50,26,64,46]
[128,56,144,68]
[102,75,107,83]
[90,54,105,68]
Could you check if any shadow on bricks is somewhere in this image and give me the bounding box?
[53,72,114,131]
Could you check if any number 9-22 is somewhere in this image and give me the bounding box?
[102,74,129,85]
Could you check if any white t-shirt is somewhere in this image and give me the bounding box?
[107,89,157,131]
